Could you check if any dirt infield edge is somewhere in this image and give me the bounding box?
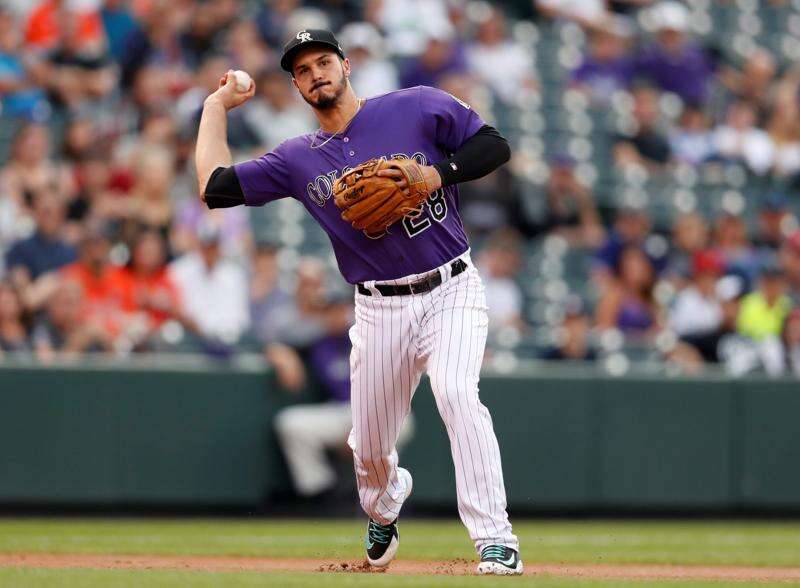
[2,553,800,582]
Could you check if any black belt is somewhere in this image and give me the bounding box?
[358,258,468,297]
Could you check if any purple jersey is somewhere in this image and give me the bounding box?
[234,86,485,284]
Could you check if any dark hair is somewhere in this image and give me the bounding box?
[618,247,655,301]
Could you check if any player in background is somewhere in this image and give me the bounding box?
[195,29,522,575]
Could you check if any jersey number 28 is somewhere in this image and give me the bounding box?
[402,189,448,238]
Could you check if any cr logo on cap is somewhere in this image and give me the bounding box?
[297,30,313,43]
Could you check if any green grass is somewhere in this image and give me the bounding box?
[0,569,797,588]
[1,518,800,587]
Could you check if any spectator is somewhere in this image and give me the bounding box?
[737,265,791,343]
[466,6,537,105]
[526,154,604,246]
[5,193,77,287]
[138,107,179,148]
[32,279,113,362]
[110,105,179,169]
[596,246,658,336]
[59,223,129,343]
[754,193,796,253]
[719,47,776,117]
[669,249,725,360]
[100,0,142,65]
[633,1,713,106]
[65,149,115,238]
[728,265,791,376]
[0,282,30,353]
[765,71,800,180]
[272,317,352,497]
[476,229,524,337]
[260,257,346,349]
[780,230,800,304]
[109,146,175,242]
[668,104,713,166]
[369,0,452,57]
[613,85,672,168]
[782,309,800,377]
[168,222,249,348]
[173,200,252,261]
[123,64,174,131]
[688,273,746,366]
[541,296,596,361]
[399,23,467,89]
[593,206,665,284]
[119,2,191,90]
[666,212,709,282]
[36,7,117,112]
[1,123,74,215]
[24,0,104,53]
[337,23,398,98]
[114,230,187,349]
[712,101,774,175]
[61,117,100,164]
[570,17,633,105]
[249,242,292,346]
[712,213,760,286]
[0,6,49,120]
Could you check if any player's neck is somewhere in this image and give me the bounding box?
[315,87,360,133]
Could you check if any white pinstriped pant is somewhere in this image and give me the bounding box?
[347,252,519,554]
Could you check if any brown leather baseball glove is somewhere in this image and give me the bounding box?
[332,158,430,239]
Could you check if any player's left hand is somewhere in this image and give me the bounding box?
[377,164,442,195]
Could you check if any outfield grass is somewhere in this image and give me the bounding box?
[0,518,799,587]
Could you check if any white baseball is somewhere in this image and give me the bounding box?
[232,70,252,92]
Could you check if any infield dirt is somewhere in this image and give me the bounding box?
[3,553,800,582]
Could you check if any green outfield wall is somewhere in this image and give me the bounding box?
[0,360,798,510]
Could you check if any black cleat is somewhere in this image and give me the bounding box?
[365,518,399,567]
[365,467,412,568]
[476,545,524,575]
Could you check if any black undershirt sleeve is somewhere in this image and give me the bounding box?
[432,125,511,188]
[204,166,245,209]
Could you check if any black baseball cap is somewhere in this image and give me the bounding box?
[280,29,346,73]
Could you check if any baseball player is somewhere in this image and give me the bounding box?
[195,29,522,575]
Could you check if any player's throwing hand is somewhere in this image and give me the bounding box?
[205,70,256,112]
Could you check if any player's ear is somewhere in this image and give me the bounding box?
[342,57,351,78]
[291,76,300,91]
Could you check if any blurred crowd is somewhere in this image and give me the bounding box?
[0,0,799,378]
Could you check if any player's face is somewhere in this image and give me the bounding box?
[292,49,350,110]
